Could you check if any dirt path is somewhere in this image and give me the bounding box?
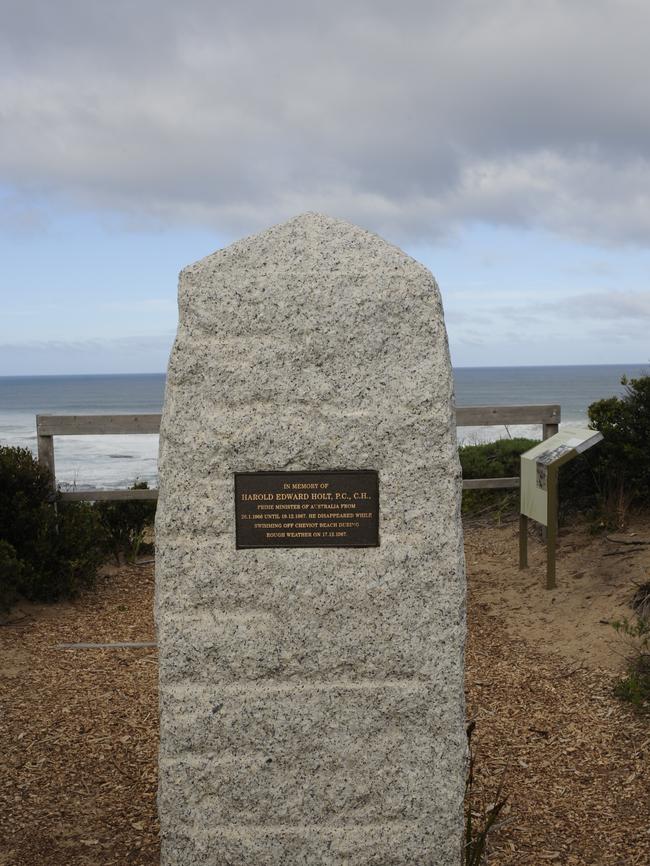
[1,521,648,865]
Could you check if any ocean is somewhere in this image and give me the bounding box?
[0,365,646,490]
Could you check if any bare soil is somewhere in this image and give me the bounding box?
[0,518,648,865]
[466,512,650,673]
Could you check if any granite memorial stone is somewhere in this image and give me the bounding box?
[156,213,466,865]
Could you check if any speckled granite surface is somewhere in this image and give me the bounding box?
[156,213,466,865]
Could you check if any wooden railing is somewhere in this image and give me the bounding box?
[37,413,161,502]
[458,404,560,491]
[36,404,560,501]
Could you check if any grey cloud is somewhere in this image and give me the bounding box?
[0,334,174,355]
[560,290,650,320]
[0,334,174,375]
[1,1,650,243]
[446,289,650,360]
[474,290,650,340]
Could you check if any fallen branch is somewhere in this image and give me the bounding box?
[57,641,157,650]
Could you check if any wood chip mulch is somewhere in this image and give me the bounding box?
[0,565,159,866]
[1,532,648,865]
[466,593,649,864]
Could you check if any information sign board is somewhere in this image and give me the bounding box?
[519,427,603,589]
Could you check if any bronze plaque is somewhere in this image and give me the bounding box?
[235,470,379,549]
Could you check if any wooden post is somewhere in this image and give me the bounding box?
[546,465,559,590]
[519,513,528,569]
[519,450,528,569]
[37,431,56,493]
[542,422,559,440]
[540,424,557,543]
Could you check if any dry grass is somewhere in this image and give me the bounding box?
[1,522,648,865]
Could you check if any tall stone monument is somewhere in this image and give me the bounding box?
[156,213,466,865]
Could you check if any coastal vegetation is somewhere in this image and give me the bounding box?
[0,447,155,611]
[96,482,156,565]
[0,447,104,610]
[459,437,537,517]
[585,373,650,527]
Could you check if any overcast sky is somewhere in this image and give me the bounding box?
[2,0,650,374]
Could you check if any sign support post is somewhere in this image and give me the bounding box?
[519,428,603,589]
[519,513,528,570]
[546,464,559,590]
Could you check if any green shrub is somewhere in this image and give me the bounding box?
[459,437,539,517]
[587,374,650,525]
[34,501,107,601]
[0,540,28,612]
[96,481,157,564]
[556,454,601,522]
[0,446,53,560]
[0,446,107,605]
[460,437,539,481]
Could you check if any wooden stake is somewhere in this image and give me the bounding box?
[37,432,56,493]
[519,514,528,569]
